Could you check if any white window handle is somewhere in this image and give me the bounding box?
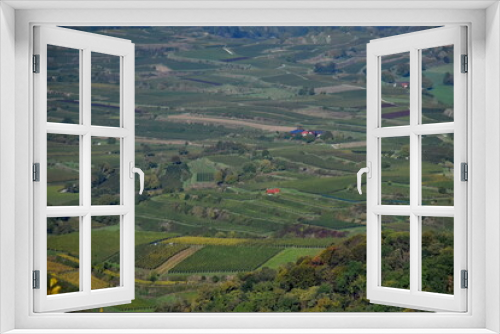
[357,162,371,195]
[129,162,145,195]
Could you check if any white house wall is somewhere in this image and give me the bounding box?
[0,2,16,333]
[485,2,500,333]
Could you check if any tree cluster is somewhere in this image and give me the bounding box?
[314,62,339,75]
[157,228,453,312]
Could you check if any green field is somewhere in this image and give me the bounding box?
[134,243,189,269]
[170,245,281,273]
[48,230,177,260]
[165,236,338,248]
[259,248,322,269]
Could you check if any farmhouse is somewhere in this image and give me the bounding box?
[266,188,280,195]
[394,81,410,89]
[290,129,324,137]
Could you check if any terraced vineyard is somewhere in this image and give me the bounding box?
[134,243,190,269]
[170,246,281,273]
[259,248,322,269]
[164,236,339,248]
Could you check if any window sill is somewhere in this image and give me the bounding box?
[4,329,498,334]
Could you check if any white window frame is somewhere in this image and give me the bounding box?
[366,26,468,312]
[33,26,136,313]
[0,1,499,333]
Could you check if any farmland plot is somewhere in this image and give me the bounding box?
[170,246,281,273]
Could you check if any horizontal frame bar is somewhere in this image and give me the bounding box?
[47,122,130,137]
[46,205,129,217]
[373,123,454,138]
[373,205,455,217]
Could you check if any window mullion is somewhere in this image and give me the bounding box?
[82,48,92,294]
[409,47,420,294]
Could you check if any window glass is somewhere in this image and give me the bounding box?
[381,137,410,205]
[91,216,121,290]
[421,134,454,206]
[421,216,454,294]
[91,52,121,127]
[381,216,410,289]
[421,45,454,124]
[47,217,80,294]
[47,45,80,124]
[37,25,135,313]
[381,52,410,127]
[91,137,121,205]
[47,134,79,206]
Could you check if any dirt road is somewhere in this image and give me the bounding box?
[156,246,202,275]
[331,141,366,149]
[165,114,296,132]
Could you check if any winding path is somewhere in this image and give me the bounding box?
[156,246,203,275]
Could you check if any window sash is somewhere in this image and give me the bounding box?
[32,26,136,313]
[366,26,468,312]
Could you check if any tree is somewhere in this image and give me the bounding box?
[225,174,238,184]
[141,143,152,155]
[214,170,226,184]
[61,116,76,124]
[96,194,119,205]
[381,70,395,83]
[171,155,181,164]
[400,144,410,158]
[443,72,454,85]
[242,162,257,174]
[395,63,410,77]
[321,131,333,141]
[259,160,274,173]
[262,149,270,157]
[298,86,309,96]
[304,134,316,143]
[422,76,434,90]
[149,271,159,283]
[275,160,287,171]
[314,62,338,75]
[145,174,160,190]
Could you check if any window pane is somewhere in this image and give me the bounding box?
[47,217,80,295]
[421,134,454,206]
[91,137,120,205]
[421,45,454,124]
[92,52,121,127]
[421,216,454,294]
[381,52,410,127]
[47,45,80,124]
[47,134,79,206]
[91,216,120,290]
[381,215,410,289]
[381,137,410,205]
